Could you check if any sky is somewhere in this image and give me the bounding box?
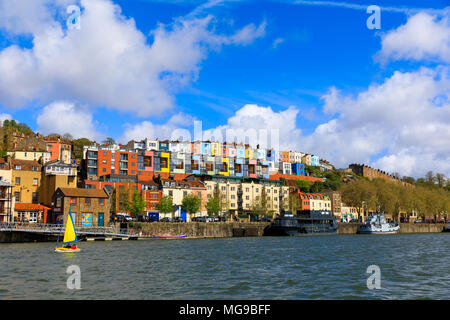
[0,0,448,178]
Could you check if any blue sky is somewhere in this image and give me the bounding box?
[0,0,448,177]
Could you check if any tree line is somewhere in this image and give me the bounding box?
[340,177,450,219]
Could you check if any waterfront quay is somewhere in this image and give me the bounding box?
[1,221,447,243]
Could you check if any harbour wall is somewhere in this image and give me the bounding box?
[0,222,447,243]
[337,223,446,234]
[0,231,57,243]
[128,222,270,238]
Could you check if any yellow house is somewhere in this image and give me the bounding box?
[210,142,221,157]
[11,159,42,206]
[7,147,50,163]
[159,152,170,173]
[39,160,78,207]
[245,147,254,159]
[219,157,229,176]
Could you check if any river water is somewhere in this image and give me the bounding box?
[0,233,449,300]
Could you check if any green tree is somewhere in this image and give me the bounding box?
[127,191,146,218]
[288,192,300,214]
[206,196,221,216]
[72,138,94,159]
[62,133,74,141]
[102,137,116,145]
[311,181,324,193]
[297,179,311,192]
[181,194,201,218]
[157,195,173,218]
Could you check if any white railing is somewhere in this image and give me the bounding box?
[0,222,135,236]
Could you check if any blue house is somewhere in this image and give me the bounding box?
[291,163,305,176]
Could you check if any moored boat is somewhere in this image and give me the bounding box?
[152,234,187,239]
[357,213,399,234]
[265,210,338,236]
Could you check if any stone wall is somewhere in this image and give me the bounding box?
[127,222,271,238]
[0,231,57,243]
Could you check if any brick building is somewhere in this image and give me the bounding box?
[52,187,111,226]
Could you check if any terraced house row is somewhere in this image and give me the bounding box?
[82,138,328,182]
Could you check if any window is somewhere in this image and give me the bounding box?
[15,177,20,184]
[71,198,77,205]
[85,198,91,205]
[168,190,173,197]
[32,192,38,203]
[14,192,20,202]
[99,198,104,206]
[15,165,21,170]
[33,178,38,185]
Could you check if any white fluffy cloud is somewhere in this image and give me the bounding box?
[300,66,450,177]
[202,104,302,151]
[121,113,196,143]
[36,101,103,140]
[0,113,12,125]
[377,10,450,63]
[0,0,266,116]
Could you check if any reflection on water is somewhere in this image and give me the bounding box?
[0,234,449,299]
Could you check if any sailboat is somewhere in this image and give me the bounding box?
[55,209,81,253]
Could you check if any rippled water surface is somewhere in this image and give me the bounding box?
[1,234,449,299]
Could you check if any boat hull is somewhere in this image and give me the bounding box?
[267,226,337,236]
[152,235,187,239]
[55,247,81,253]
[357,230,399,235]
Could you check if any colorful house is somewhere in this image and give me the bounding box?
[291,163,305,176]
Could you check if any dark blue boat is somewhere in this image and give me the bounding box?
[265,210,338,236]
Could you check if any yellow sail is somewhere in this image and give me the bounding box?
[63,212,78,243]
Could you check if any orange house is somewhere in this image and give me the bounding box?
[282,152,290,162]
[298,192,311,211]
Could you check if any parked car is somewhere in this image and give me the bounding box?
[192,216,207,222]
[173,217,184,222]
[414,219,423,223]
[160,217,172,222]
[349,218,359,223]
